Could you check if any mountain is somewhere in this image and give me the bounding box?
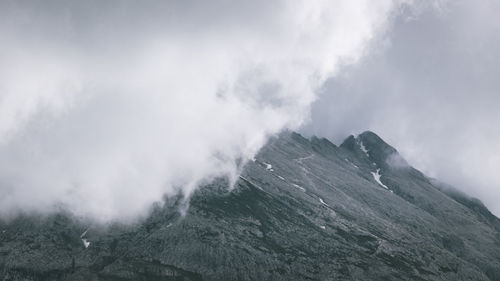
[1,131,499,281]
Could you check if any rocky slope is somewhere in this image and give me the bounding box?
[1,131,499,281]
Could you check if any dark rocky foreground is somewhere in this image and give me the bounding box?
[1,131,500,281]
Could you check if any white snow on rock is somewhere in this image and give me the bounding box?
[292,184,306,192]
[277,175,285,181]
[80,228,91,248]
[263,162,274,171]
[82,238,91,248]
[359,141,369,156]
[320,225,326,230]
[319,198,329,206]
[240,175,264,190]
[371,169,389,190]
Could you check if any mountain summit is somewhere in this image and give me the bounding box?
[1,131,499,281]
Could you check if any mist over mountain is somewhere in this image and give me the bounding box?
[1,131,499,281]
[301,0,500,216]
[1,1,500,280]
[0,0,419,222]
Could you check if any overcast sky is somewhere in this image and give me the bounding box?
[302,0,500,215]
[0,0,499,221]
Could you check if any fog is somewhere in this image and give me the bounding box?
[0,0,421,222]
[302,0,500,216]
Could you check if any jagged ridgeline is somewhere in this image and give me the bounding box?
[1,131,499,281]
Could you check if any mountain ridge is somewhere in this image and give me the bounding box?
[0,131,499,281]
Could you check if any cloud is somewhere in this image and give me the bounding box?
[302,0,500,216]
[0,0,415,222]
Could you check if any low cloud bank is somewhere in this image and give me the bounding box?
[0,0,418,222]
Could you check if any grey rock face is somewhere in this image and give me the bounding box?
[1,131,499,281]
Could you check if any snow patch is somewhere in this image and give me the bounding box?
[240,176,264,191]
[359,141,369,156]
[319,198,329,206]
[80,228,91,248]
[82,238,91,248]
[277,175,285,181]
[263,162,273,171]
[292,184,306,192]
[371,169,389,190]
[319,225,326,230]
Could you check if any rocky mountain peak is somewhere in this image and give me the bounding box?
[1,130,499,281]
[340,131,408,170]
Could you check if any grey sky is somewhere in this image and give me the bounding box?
[302,0,500,215]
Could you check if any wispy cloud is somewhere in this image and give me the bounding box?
[302,0,500,216]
